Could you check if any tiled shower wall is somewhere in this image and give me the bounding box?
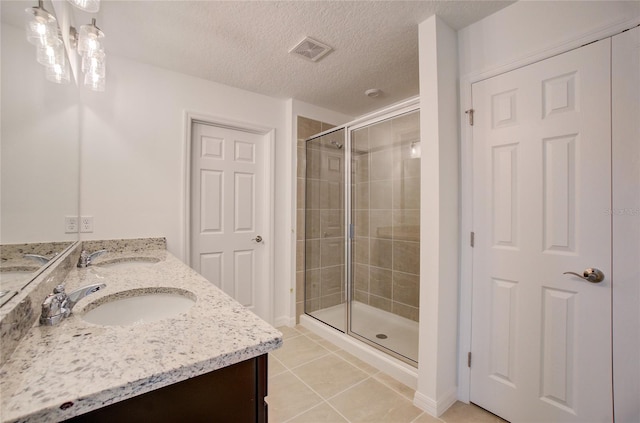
[296,112,420,324]
[296,117,336,323]
[351,111,420,322]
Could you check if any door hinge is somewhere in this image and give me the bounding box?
[470,231,475,247]
[468,352,472,368]
[465,109,474,126]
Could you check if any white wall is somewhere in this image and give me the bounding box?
[1,23,79,244]
[414,15,459,417]
[79,54,291,325]
[455,0,640,417]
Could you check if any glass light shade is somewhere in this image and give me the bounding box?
[77,22,104,57]
[46,61,71,84]
[84,71,105,92]
[67,0,100,13]
[37,43,64,67]
[25,13,58,47]
[81,49,105,74]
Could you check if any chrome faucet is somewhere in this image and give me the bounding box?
[24,254,51,265]
[40,283,106,326]
[77,249,108,268]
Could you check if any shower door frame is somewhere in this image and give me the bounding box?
[304,97,420,367]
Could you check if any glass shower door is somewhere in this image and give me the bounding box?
[349,110,420,363]
[304,128,346,332]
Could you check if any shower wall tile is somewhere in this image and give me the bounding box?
[306,149,322,179]
[369,120,392,151]
[354,210,369,237]
[296,301,304,323]
[299,116,322,142]
[297,146,306,178]
[320,122,336,132]
[296,271,305,302]
[321,265,344,297]
[296,240,305,271]
[370,210,392,239]
[297,178,306,209]
[392,271,419,307]
[306,179,321,209]
[370,238,392,269]
[354,289,369,304]
[322,153,343,182]
[321,210,343,238]
[353,155,369,184]
[305,269,321,300]
[392,241,419,274]
[352,128,369,153]
[353,263,369,292]
[321,293,343,309]
[354,182,369,210]
[354,237,369,265]
[297,209,305,241]
[321,238,344,267]
[369,294,392,312]
[393,177,420,210]
[370,180,393,209]
[370,267,392,299]
[306,209,321,239]
[305,239,321,270]
[370,150,394,181]
[320,181,343,210]
[392,302,419,322]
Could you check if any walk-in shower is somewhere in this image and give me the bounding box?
[303,106,420,365]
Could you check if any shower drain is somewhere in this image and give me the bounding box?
[376,333,388,339]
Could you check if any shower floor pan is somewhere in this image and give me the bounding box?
[308,300,419,363]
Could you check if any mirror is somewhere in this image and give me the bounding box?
[0,1,79,306]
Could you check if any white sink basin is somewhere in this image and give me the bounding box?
[82,289,195,326]
[96,258,160,270]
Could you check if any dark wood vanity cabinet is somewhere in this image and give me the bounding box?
[66,354,268,423]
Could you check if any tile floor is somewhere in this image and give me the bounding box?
[267,325,507,423]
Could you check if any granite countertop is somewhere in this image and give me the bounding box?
[0,246,282,422]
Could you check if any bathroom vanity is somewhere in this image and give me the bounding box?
[0,238,282,422]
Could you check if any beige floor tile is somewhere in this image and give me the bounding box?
[316,338,341,351]
[277,325,303,340]
[291,354,369,399]
[413,412,444,423]
[334,349,379,375]
[271,333,331,369]
[267,371,323,423]
[329,377,423,423]
[287,402,349,423]
[268,354,287,377]
[295,324,312,334]
[440,402,507,423]
[373,372,415,400]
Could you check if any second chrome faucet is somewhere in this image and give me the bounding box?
[77,250,108,268]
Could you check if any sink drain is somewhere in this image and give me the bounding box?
[376,333,388,339]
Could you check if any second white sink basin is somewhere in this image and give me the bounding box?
[82,289,195,326]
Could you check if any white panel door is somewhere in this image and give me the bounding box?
[471,39,612,422]
[190,122,268,320]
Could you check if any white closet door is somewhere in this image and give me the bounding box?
[471,39,612,422]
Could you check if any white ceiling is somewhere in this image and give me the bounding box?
[3,0,515,116]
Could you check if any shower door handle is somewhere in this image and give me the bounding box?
[252,235,263,243]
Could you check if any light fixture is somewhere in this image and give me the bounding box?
[365,88,382,98]
[25,1,69,85]
[67,0,100,13]
[410,141,421,159]
[76,18,106,91]
[25,0,58,48]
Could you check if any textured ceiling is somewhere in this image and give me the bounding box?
[3,0,515,116]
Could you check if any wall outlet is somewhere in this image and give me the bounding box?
[65,216,78,233]
[80,216,94,233]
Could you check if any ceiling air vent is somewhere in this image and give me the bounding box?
[289,37,333,62]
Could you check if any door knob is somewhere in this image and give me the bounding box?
[252,235,263,243]
[563,268,605,283]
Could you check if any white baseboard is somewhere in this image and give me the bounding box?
[413,387,458,417]
[273,315,295,328]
